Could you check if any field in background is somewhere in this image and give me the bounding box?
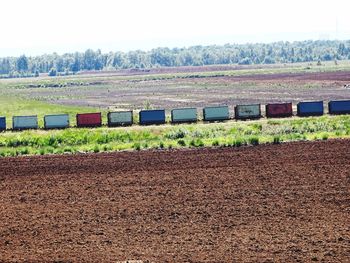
[1,60,350,112]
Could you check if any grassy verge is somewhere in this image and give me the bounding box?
[0,114,349,157]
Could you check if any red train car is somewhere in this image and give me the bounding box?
[265,103,293,118]
[76,113,102,127]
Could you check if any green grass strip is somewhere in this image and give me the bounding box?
[0,114,349,157]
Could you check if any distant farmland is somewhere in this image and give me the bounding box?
[1,61,350,113]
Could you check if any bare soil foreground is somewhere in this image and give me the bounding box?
[1,140,350,262]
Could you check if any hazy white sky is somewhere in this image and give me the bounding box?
[0,0,349,56]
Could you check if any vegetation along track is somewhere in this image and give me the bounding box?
[0,139,349,262]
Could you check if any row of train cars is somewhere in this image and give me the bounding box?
[0,100,350,131]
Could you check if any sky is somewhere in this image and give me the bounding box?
[0,0,350,56]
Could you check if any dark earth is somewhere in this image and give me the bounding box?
[1,139,349,262]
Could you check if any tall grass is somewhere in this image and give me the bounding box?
[0,114,349,156]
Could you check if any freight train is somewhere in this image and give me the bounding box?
[0,100,349,131]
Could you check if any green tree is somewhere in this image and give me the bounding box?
[0,58,11,74]
[16,55,28,72]
[71,52,81,72]
[83,49,96,70]
[1,40,350,77]
[263,56,275,64]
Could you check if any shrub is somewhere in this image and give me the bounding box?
[45,147,55,154]
[53,148,64,154]
[47,136,58,146]
[159,141,164,149]
[102,145,108,151]
[93,145,100,153]
[190,139,204,147]
[249,136,259,146]
[212,140,219,146]
[64,147,73,153]
[322,133,329,140]
[133,142,141,151]
[273,136,281,144]
[189,139,195,147]
[196,139,204,147]
[96,133,110,144]
[234,138,243,147]
[251,123,263,132]
[166,128,188,139]
[20,147,29,155]
[142,142,149,149]
[177,139,186,146]
[192,130,204,138]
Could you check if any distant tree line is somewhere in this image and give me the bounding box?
[1,40,350,77]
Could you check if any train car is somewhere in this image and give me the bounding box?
[139,109,166,125]
[0,117,6,131]
[44,114,70,129]
[107,111,133,127]
[265,103,293,118]
[235,104,261,120]
[297,101,324,117]
[171,108,197,123]
[328,100,350,115]
[203,106,229,121]
[76,112,102,128]
[12,115,38,130]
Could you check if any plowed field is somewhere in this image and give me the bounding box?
[1,140,350,262]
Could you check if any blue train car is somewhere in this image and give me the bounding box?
[297,101,324,117]
[328,100,350,115]
[0,117,6,131]
[139,110,166,125]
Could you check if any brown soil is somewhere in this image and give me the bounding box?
[0,140,350,262]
